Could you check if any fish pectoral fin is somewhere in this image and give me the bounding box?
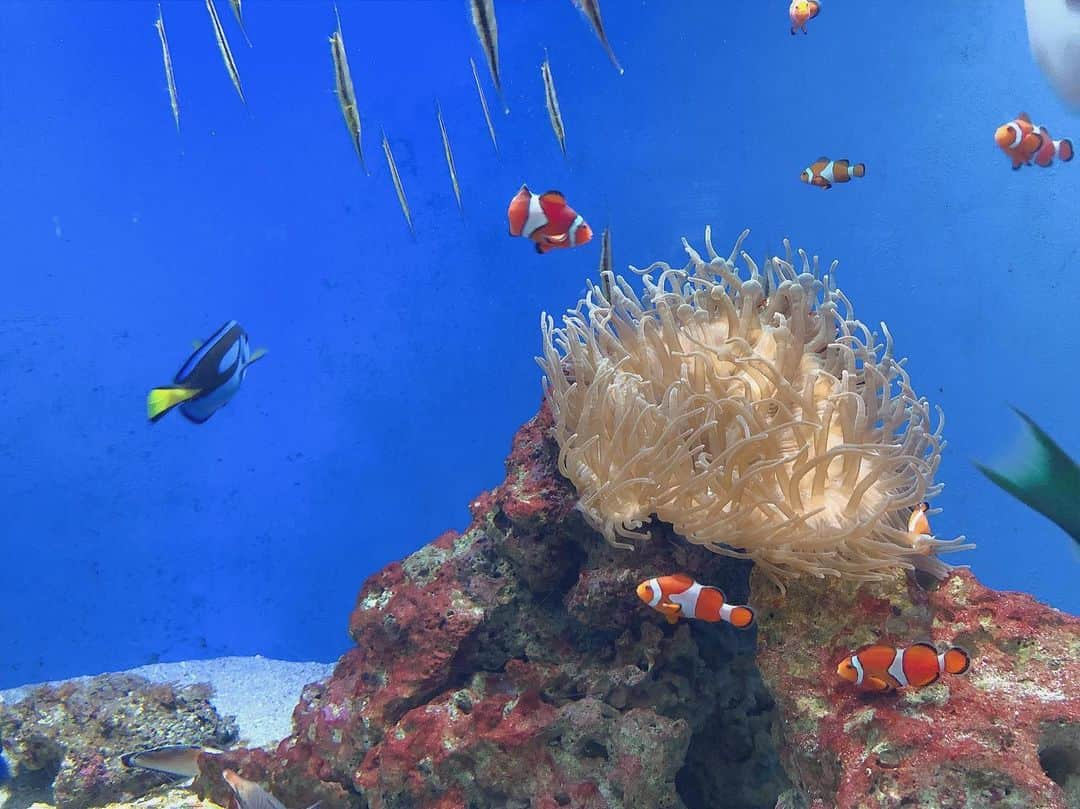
[246,347,269,367]
[546,233,569,244]
[866,676,892,692]
[658,603,681,623]
[147,387,201,421]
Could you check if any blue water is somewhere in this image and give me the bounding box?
[0,1,1075,689]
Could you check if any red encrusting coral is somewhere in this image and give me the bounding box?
[193,401,1079,809]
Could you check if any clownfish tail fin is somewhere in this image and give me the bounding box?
[1059,139,1074,162]
[853,163,866,178]
[942,646,971,675]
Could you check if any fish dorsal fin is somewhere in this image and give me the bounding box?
[1018,112,1032,123]
[540,190,566,204]
[667,573,694,587]
[816,155,829,162]
[246,347,268,366]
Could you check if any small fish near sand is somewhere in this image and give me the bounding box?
[154,4,180,131]
[224,769,321,809]
[206,0,245,103]
[975,408,1080,551]
[121,744,223,780]
[469,0,508,113]
[573,0,623,74]
[995,113,1073,170]
[507,185,592,254]
[836,642,971,693]
[330,6,366,172]
[541,50,567,157]
[800,157,865,189]
[789,0,821,34]
[147,320,267,424]
[636,574,756,629]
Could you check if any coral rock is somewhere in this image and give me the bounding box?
[754,568,1080,808]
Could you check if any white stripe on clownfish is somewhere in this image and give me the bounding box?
[646,577,662,608]
[850,655,865,685]
[669,580,704,616]
[523,192,547,238]
[887,648,909,687]
[566,214,585,245]
[819,161,836,183]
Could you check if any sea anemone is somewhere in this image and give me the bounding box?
[538,228,972,589]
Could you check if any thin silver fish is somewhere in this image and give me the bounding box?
[541,50,566,157]
[468,0,507,113]
[381,129,414,236]
[228,0,252,47]
[435,100,463,215]
[224,769,320,809]
[154,4,180,131]
[205,0,245,104]
[598,227,613,303]
[330,6,366,173]
[469,57,498,154]
[121,744,223,779]
[575,0,623,74]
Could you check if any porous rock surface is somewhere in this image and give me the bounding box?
[199,403,786,809]
[0,675,237,809]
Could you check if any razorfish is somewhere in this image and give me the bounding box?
[228,0,252,47]
[469,57,498,154]
[205,0,245,103]
[975,407,1080,551]
[223,770,320,809]
[147,321,267,423]
[330,5,366,172]
[541,50,566,157]
[468,0,508,113]
[436,100,463,215]
[381,129,414,236]
[598,226,613,303]
[154,4,180,131]
[573,0,623,74]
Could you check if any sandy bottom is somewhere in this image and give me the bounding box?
[0,655,335,750]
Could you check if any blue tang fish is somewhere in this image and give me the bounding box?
[147,320,266,423]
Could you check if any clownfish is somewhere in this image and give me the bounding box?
[801,157,865,190]
[995,113,1074,169]
[789,0,821,34]
[837,642,971,693]
[147,320,267,424]
[507,185,593,254]
[636,574,755,629]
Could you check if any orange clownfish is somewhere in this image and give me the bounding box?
[995,113,1074,169]
[789,0,821,35]
[837,642,971,693]
[636,574,755,629]
[507,185,593,254]
[801,157,865,190]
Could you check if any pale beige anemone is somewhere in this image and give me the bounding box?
[538,228,973,590]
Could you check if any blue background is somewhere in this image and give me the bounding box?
[0,0,1076,688]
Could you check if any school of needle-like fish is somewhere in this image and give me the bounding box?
[148,0,625,238]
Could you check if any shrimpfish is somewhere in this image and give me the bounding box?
[801,157,865,190]
[469,0,507,113]
[789,0,821,35]
[636,574,755,629]
[507,185,592,254]
[573,0,623,74]
[837,642,971,693]
[147,321,267,423]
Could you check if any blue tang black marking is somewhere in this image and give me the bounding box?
[147,320,266,423]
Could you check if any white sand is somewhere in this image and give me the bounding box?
[0,656,335,750]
